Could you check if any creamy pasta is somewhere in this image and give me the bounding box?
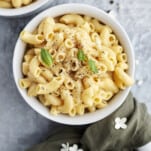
[19,14,134,116]
[0,0,35,8]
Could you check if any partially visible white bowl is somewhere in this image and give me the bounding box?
[0,0,50,17]
[13,3,135,125]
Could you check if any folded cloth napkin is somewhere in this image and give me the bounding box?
[26,93,151,151]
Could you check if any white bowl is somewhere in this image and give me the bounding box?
[13,3,135,125]
[0,0,49,17]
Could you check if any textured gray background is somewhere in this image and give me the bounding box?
[0,0,151,151]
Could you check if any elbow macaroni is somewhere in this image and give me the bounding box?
[0,0,34,8]
[20,14,134,116]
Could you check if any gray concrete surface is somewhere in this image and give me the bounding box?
[0,0,151,151]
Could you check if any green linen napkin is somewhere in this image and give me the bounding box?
[26,93,151,151]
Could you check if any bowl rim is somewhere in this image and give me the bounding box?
[0,0,49,17]
[13,3,135,125]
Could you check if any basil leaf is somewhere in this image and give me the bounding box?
[88,59,98,73]
[77,49,86,61]
[41,48,53,66]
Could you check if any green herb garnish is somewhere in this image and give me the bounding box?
[40,48,53,66]
[77,49,86,61]
[88,59,98,73]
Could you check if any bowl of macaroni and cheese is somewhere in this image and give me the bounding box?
[0,0,49,17]
[13,4,135,125]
